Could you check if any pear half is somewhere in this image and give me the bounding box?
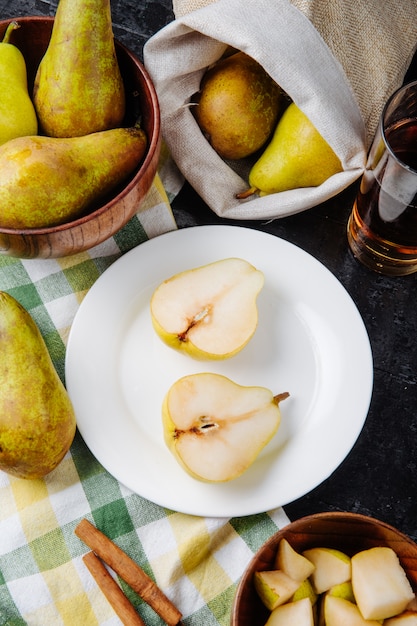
[162,373,289,482]
[150,258,264,360]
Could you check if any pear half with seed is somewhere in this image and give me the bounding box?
[162,372,289,482]
[150,258,264,360]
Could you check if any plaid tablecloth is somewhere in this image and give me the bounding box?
[0,170,290,626]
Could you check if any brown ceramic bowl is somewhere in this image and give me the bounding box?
[0,16,161,258]
[231,511,417,626]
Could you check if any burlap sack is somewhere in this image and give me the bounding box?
[144,0,417,219]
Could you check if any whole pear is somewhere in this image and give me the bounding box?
[33,0,125,137]
[238,103,343,197]
[0,21,38,146]
[0,126,147,229]
[194,51,283,160]
[0,292,76,479]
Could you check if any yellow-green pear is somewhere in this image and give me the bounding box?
[151,258,264,360]
[0,292,76,479]
[237,103,343,197]
[33,0,125,137]
[0,21,38,146]
[194,51,283,160]
[0,126,147,229]
[162,373,289,482]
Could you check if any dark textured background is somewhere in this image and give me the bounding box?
[2,0,417,540]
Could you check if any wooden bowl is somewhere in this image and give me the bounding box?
[0,16,161,258]
[231,511,417,626]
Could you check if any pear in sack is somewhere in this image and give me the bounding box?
[0,292,76,479]
[195,51,283,160]
[33,0,125,137]
[0,126,147,229]
[238,103,343,197]
[0,21,38,146]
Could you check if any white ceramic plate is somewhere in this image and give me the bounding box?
[65,225,373,517]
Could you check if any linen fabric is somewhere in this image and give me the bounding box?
[0,171,290,625]
[144,0,417,220]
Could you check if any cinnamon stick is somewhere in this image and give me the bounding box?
[83,551,146,626]
[75,519,182,626]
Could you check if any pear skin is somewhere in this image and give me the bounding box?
[0,22,38,146]
[33,0,125,137]
[195,52,283,160]
[238,103,343,197]
[0,126,147,229]
[0,292,76,479]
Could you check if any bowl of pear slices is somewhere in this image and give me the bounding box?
[231,512,417,626]
[0,16,160,258]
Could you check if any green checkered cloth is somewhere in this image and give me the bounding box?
[0,170,290,625]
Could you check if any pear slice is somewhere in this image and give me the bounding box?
[384,611,417,625]
[351,547,415,620]
[302,547,351,594]
[264,597,315,625]
[162,373,289,482]
[150,258,264,360]
[254,570,300,611]
[324,595,381,626]
[275,538,316,582]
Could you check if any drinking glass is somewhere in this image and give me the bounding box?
[347,79,417,276]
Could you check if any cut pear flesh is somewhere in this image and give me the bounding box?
[265,597,314,625]
[324,595,381,626]
[275,537,316,582]
[351,547,415,620]
[303,547,351,594]
[254,540,416,626]
[162,373,288,482]
[254,570,300,610]
[150,257,264,359]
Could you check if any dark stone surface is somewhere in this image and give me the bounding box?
[172,181,417,542]
[2,0,417,541]
[0,0,174,60]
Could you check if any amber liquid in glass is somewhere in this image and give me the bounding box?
[348,119,417,275]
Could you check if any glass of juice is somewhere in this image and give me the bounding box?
[347,79,417,275]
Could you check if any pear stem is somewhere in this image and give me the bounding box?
[273,391,290,405]
[2,21,20,44]
[236,186,258,200]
